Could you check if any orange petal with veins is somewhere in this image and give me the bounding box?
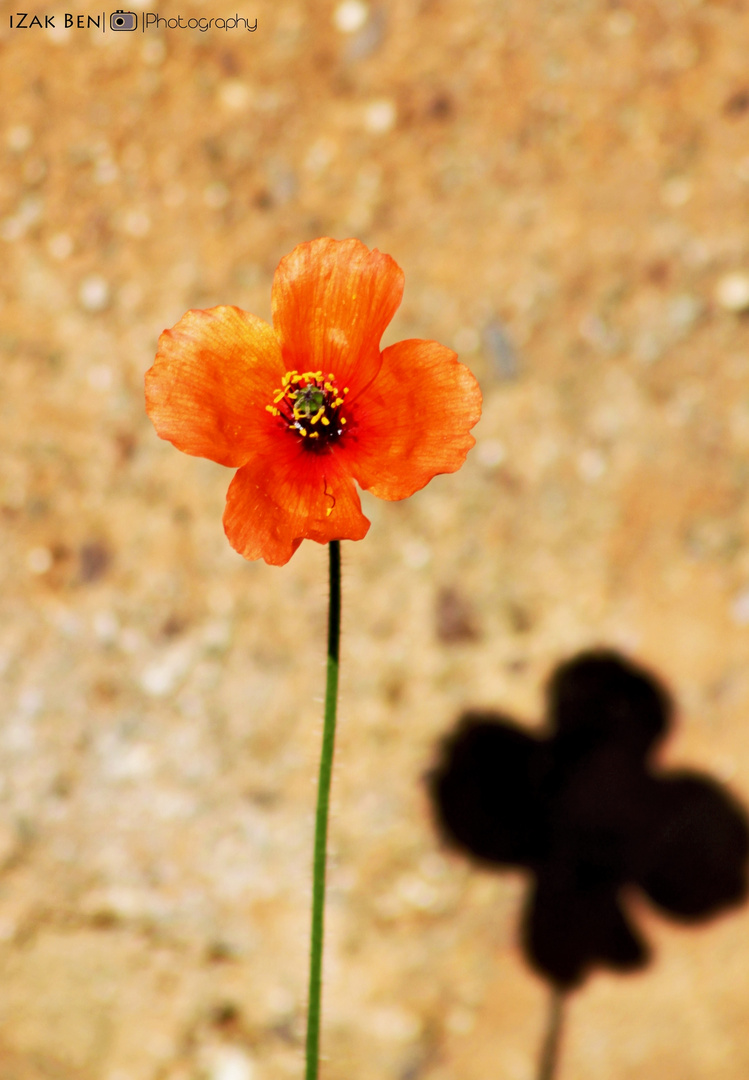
[145,306,284,467]
[271,237,404,399]
[223,438,370,566]
[349,338,482,500]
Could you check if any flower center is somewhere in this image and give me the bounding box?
[266,370,349,449]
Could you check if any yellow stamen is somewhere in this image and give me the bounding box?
[268,368,349,443]
[326,507,332,516]
[340,417,346,424]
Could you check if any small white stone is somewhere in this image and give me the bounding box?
[206,1046,255,1080]
[304,137,336,175]
[106,744,154,781]
[87,365,113,390]
[633,330,662,365]
[578,312,613,350]
[120,628,143,654]
[577,448,607,482]
[730,588,749,625]
[47,232,73,260]
[86,885,165,922]
[0,918,17,942]
[661,177,692,208]
[202,619,231,651]
[396,871,441,911]
[368,1006,421,1043]
[94,159,119,185]
[79,275,110,312]
[218,80,252,111]
[607,10,635,35]
[667,293,703,332]
[48,605,82,637]
[141,38,165,65]
[93,610,119,644]
[18,687,43,717]
[4,719,34,752]
[140,642,193,697]
[1,196,43,242]
[476,439,506,468]
[453,326,480,354]
[255,90,281,113]
[683,238,711,269]
[204,182,229,209]
[333,0,369,33]
[712,755,738,782]
[363,99,396,134]
[715,272,749,313]
[122,209,150,237]
[27,546,52,574]
[0,217,24,243]
[6,124,32,152]
[446,1006,476,1034]
[402,539,431,569]
[46,22,71,43]
[141,664,176,698]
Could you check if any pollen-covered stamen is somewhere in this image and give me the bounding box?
[266,370,350,449]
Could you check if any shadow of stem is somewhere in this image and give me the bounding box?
[537,987,565,1080]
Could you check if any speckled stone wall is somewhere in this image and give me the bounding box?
[2,1,749,1077]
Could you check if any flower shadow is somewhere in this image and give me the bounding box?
[428,650,749,990]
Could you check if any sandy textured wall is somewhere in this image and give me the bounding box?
[2,0,749,1077]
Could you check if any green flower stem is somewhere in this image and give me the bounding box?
[305,539,341,1080]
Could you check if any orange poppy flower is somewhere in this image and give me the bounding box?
[145,238,482,566]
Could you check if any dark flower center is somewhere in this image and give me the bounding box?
[266,370,349,450]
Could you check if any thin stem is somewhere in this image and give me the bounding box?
[305,540,341,1080]
[537,986,566,1080]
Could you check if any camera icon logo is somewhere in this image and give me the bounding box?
[110,9,137,30]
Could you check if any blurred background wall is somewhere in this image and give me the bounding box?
[2,0,749,1077]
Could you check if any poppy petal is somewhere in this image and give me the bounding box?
[223,443,370,566]
[271,238,404,397]
[145,306,284,467]
[349,339,482,500]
